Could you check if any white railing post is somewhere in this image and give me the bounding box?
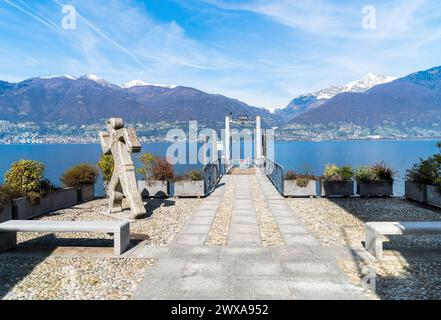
[225,115,231,165]
[255,115,262,166]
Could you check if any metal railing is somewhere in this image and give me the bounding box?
[263,158,284,194]
[203,159,223,195]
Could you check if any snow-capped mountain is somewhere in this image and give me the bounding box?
[292,66,441,128]
[275,73,397,121]
[302,73,397,100]
[78,74,117,88]
[0,75,277,126]
[121,80,177,89]
[340,73,397,94]
[39,74,76,80]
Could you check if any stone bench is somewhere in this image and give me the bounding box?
[365,222,441,258]
[0,220,130,256]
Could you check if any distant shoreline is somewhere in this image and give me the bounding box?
[0,138,440,146]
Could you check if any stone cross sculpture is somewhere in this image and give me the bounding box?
[99,118,146,219]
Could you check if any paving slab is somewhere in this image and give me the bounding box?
[180,224,212,234]
[190,216,215,225]
[133,170,366,300]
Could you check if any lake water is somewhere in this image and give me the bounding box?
[0,140,438,196]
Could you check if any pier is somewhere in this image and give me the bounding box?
[132,167,365,300]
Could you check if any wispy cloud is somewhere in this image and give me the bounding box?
[3,0,63,34]
[0,0,440,110]
[52,0,147,69]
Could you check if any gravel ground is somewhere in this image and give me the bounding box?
[205,176,235,246]
[3,196,202,300]
[287,197,441,248]
[0,256,156,300]
[288,197,441,300]
[18,197,203,247]
[251,176,285,247]
[339,260,441,300]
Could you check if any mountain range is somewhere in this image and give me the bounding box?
[0,75,278,127]
[292,66,441,129]
[0,66,441,136]
[275,73,397,121]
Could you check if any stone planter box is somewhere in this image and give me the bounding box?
[0,201,15,252]
[426,185,441,208]
[357,180,393,197]
[0,201,12,222]
[405,181,427,203]
[321,180,354,197]
[77,184,95,203]
[284,180,317,197]
[12,187,78,220]
[173,180,205,198]
[138,180,169,198]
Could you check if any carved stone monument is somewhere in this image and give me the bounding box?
[99,118,146,219]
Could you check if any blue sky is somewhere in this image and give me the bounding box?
[0,0,440,110]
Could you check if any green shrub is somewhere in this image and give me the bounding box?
[60,164,99,187]
[4,160,45,194]
[152,158,174,181]
[37,179,56,196]
[323,164,353,181]
[355,163,395,182]
[323,164,339,181]
[406,155,441,185]
[3,160,55,203]
[355,166,376,182]
[97,155,114,183]
[137,152,156,180]
[340,166,354,181]
[0,184,20,204]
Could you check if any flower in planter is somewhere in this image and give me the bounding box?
[284,170,316,187]
[60,164,99,187]
[323,164,354,181]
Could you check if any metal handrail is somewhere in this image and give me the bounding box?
[203,159,223,195]
[264,158,284,194]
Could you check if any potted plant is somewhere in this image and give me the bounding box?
[137,154,173,198]
[283,170,317,197]
[0,185,13,222]
[321,164,355,197]
[355,163,394,197]
[4,160,77,220]
[173,170,205,198]
[0,185,14,250]
[60,164,98,202]
[405,155,441,203]
[416,154,441,208]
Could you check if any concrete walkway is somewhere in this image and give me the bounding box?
[132,171,366,300]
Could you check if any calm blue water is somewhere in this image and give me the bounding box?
[0,140,438,196]
[0,143,201,196]
[275,140,439,195]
